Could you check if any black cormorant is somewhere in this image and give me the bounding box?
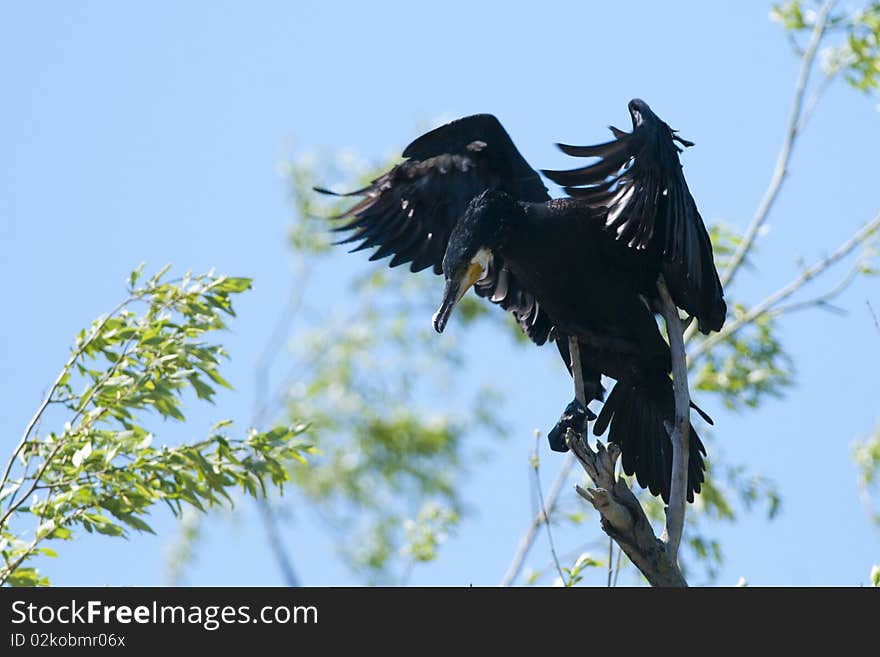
[317,101,725,503]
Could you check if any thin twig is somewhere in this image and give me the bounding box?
[0,295,138,498]
[606,536,613,587]
[612,542,624,587]
[689,210,880,366]
[532,438,565,584]
[253,266,310,426]
[527,539,609,584]
[771,258,862,316]
[252,267,310,587]
[256,499,301,587]
[720,0,837,290]
[796,70,839,133]
[0,316,147,530]
[500,452,574,586]
[868,301,880,335]
[0,508,89,585]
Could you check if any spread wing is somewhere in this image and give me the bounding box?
[317,114,555,344]
[541,100,726,333]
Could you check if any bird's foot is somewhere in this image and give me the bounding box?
[547,398,595,453]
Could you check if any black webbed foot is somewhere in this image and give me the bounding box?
[547,398,595,452]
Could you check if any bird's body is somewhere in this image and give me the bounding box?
[318,102,724,502]
[447,190,709,501]
[502,198,668,380]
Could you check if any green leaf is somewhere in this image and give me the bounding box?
[5,568,49,587]
[129,262,146,289]
[72,442,93,467]
[216,277,252,293]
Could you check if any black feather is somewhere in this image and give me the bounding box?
[543,99,726,333]
[321,114,555,346]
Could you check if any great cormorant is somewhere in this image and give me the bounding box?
[317,101,725,503]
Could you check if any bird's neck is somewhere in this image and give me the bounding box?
[489,198,531,253]
[495,202,544,255]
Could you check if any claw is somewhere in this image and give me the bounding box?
[547,398,595,452]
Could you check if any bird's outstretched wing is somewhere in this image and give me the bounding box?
[541,99,726,333]
[317,114,555,344]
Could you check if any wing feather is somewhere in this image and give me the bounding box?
[318,114,555,343]
[542,100,726,333]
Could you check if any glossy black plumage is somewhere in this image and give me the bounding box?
[542,99,727,333]
[318,107,722,502]
[318,114,555,344]
[456,191,708,502]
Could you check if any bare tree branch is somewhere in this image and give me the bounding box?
[500,452,574,586]
[656,277,692,560]
[868,301,880,336]
[566,431,686,587]
[689,210,880,366]
[796,70,839,133]
[606,535,613,587]
[564,335,687,587]
[252,269,310,588]
[771,257,862,316]
[531,438,566,583]
[257,499,301,587]
[612,541,624,587]
[720,0,837,290]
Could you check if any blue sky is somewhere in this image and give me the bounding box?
[1,1,878,586]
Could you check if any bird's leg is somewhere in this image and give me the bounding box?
[547,398,595,452]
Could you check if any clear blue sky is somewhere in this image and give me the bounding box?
[1,1,878,586]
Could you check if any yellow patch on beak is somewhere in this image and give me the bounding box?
[459,247,491,299]
[463,262,485,292]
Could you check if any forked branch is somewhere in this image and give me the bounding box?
[565,302,690,588]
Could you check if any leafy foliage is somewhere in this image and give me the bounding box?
[400,502,458,566]
[0,267,310,586]
[555,552,602,587]
[693,306,794,411]
[853,422,880,526]
[270,154,511,582]
[772,1,880,96]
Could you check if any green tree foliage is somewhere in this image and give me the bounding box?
[854,423,880,526]
[0,267,310,586]
[773,1,880,95]
[267,155,507,582]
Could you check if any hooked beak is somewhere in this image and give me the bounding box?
[432,262,485,333]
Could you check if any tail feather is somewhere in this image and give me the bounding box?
[595,379,706,504]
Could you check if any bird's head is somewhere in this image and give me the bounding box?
[627,98,657,129]
[628,98,694,150]
[432,190,519,333]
